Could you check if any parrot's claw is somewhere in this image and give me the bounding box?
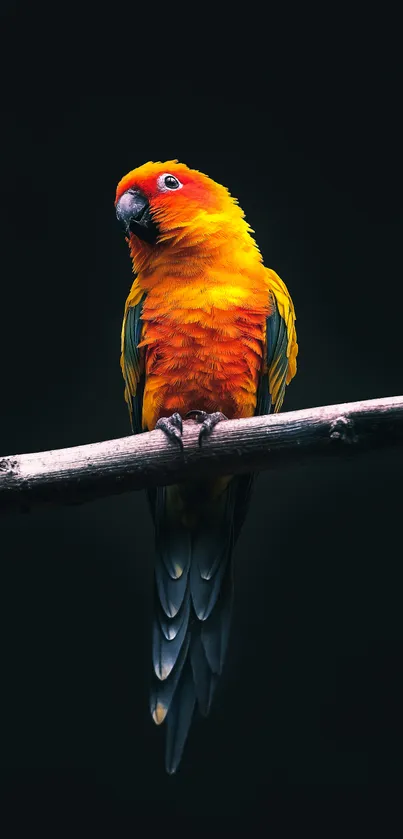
[185,410,228,447]
[156,413,184,450]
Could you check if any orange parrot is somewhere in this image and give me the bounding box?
[115,160,298,773]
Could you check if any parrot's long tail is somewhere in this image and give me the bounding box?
[147,474,253,774]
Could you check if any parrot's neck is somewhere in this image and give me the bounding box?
[129,224,263,287]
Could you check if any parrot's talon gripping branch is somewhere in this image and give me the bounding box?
[186,410,228,447]
[155,413,184,450]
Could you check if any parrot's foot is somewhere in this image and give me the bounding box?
[185,410,228,447]
[156,413,183,450]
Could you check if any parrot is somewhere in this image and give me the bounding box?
[115,160,298,774]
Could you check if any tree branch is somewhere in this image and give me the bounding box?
[1,395,403,514]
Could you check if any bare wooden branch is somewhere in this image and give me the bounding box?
[1,395,403,514]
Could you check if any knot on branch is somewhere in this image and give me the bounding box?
[329,415,357,444]
[0,457,19,476]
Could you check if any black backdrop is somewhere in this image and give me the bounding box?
[0,23,402,835]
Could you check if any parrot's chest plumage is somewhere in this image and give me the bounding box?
[137,269,272,431]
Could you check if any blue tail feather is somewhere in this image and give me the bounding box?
[149,475,251,773]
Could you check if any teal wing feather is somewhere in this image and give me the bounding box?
[256,283,297,417]
[121,292,146,435]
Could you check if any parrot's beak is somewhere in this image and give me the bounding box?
[115,188,158,244]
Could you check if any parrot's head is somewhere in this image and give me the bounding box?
[115,160,256,271]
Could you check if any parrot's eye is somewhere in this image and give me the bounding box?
[157,173,183,192]
[164,175,180,189]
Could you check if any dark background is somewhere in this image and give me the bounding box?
[0,7,402,834]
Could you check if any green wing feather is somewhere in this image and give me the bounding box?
[121,279,146,434]
[256,271,298,416]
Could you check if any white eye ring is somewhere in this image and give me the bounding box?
[157,173,183,192]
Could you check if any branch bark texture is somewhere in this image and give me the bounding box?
[1,395,402,514]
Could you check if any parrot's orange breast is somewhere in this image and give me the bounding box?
[137,271,272,431]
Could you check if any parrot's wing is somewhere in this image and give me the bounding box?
[256,269,298,416]
[121,277,146,434]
